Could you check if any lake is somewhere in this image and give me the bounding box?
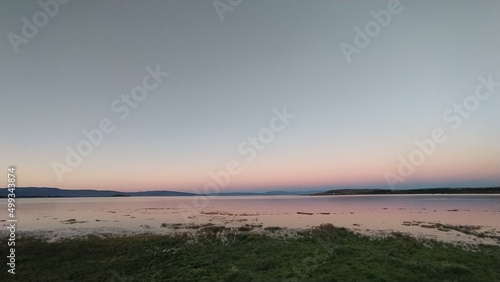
[3,194,500,245]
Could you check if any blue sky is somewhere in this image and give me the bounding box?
[1,0,499,192]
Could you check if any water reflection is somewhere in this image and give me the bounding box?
[3,194,499,244]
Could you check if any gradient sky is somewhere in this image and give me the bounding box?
[1,0,499,192]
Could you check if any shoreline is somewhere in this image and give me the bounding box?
[2,187,499,199]
[3,194,500,246]
[2,220,499,247]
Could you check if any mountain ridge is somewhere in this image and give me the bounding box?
[2,186,499,198]
[0,187,317,198]
[0,187,195,198]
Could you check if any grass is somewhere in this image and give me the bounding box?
[1,224,499,281]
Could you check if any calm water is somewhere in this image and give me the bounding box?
[3,194,500,244]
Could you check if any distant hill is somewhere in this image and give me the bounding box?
[215,190,324,196]
[0,187,196,198]
[0,187,324,198]
[310,187,500,196]
[4,186,496,198]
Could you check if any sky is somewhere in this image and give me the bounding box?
[1,0,499,192]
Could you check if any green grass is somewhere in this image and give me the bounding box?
[1,224,499,281]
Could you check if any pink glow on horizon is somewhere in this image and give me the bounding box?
[17,148,500,192]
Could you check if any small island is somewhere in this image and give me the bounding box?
[309,187,500,196]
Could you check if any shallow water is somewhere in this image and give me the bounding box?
[2,194,500,244]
